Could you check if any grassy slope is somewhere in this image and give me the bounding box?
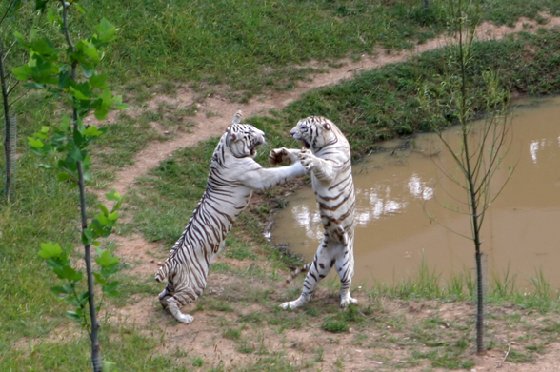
[2,0,560,369]
[83,0,559,100]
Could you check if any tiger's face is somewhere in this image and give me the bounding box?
[226,111,265,159]
[290,116,336,150]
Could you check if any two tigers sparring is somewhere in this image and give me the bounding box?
[155,112,356,323]
[155,111,306,323]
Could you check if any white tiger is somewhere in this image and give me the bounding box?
[272,116,357,310]
[155,110,306,323]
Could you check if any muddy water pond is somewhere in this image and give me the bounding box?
[271,96,560,290]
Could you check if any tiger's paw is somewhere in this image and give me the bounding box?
[298,149,316,170]
[175,313,194,324]
[167,300,194,324]
[280,301,297,310]
[280,294,310,310]
[270,147,300,165]
[340,296,358,308]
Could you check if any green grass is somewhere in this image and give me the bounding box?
[5,1,560,102]
[2,325,188,371]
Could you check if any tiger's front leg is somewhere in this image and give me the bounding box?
[298,149,335,182]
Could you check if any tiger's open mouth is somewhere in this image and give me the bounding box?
[301,139,310,149]
[249,138,264,157]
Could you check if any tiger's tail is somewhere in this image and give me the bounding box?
[286,263,311,284]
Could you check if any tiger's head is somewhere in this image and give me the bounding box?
[225,110,266,159]
[290,116,339,151]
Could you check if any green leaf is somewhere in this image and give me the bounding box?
[102,281,119,297]
[67,144,84,163]
[112,95,127,110]
[53,264,83,282]
[73,39,100,68]
[66,310,83,322]
[69,82,92,101]
[78,291,90,305]
[84,126,104,139]
[99,204,110,216]
[38,242,63,259]
[108,211,119,222]
[11,65,32,81]
[93,88,113,120]
[106,190,122,203]
[28,54,59,85]
[94,18,117,45]
[96,248,119,268]
[57,171,73,183]
[51,285,71,296]
[29,36,57,57]
[93,271,105,283]
[95,212,110,226]
[28,137,45,149]
[58,69,71,88]
[89,74,108,89]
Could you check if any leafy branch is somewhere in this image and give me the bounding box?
[14,1,125,370]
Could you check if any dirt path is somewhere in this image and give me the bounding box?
[104,15,560,371]
[106,14,560,199]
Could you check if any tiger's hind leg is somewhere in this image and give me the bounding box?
[166,297,193,324]
[280,240,332,310]
[160,275,196,323]
[335,235,357,308]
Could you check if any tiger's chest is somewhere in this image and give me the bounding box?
[312,175,355,227]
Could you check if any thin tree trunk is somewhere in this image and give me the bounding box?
[78,160,102,372]
[61,1,102,370]
[0,41,13,202]
[475,243,484,353]
[456,0,485,352]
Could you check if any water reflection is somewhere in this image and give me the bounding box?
[529,137,560,164]
[408,173,434,200]
[272,96,560,289]
[289,172,436,231]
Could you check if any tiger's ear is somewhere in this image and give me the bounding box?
[231,110,243,125]
[226,129,237,146]
[323,122,331,130]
